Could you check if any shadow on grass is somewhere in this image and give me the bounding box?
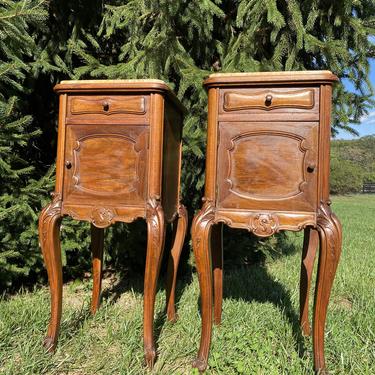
[40,221,306,362]
[101,218,192,304]
[99,272,193,363]
[97,222,193,362]
[100,225,306,361]
[222,264,306,356]
[60,306,92,341]
[206,226,307,357]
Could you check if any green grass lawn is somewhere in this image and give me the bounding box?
[1,195,374,374]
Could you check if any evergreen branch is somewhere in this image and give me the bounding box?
[0,0,47,21]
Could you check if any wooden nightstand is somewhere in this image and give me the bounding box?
[192,71,342,373]
[39,80,187,367]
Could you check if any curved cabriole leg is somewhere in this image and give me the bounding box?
[166,203,188,322]
[192,200,215,372]
[91,224,104,315]
[38,193,63,352]
[143,197,166,368]
[212,223,223,326]
[313,202,342,373]
[300,227,319,336]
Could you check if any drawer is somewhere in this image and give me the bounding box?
[218,87,319,121]
[66,95,149,124]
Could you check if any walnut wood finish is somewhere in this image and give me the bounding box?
[144,196,166,367]
[223,88,316,112]
[166,203,188,322]
[300,227,319,336]
[70,95,146,115]
[38,80,186,368]
[192,71,342,373]
[38,193,63,352]
[191,199,215,371]
[211,223,223,326]
[90,224,104,315]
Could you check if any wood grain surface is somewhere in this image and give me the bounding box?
[192,70,342,374]
[39,80,187,369]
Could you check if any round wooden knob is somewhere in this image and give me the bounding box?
[307,164,316,173]
[103,101,109,111]
[65,160,72,169]
[265,94,272,105]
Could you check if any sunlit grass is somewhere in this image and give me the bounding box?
[1,195,374,374]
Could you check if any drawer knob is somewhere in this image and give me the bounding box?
[265,94,273,105]
[103,101,110,112]
[307,164,316,173]
[65,161,72,169]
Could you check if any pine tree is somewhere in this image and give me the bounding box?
[0,0,50,287]
[67,0,375,201]
[225,0,375,135]
[1,1,374,287]
[63,0,375,267]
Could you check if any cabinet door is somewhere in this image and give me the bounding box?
[217,122,318,212]
[63,124,148,207]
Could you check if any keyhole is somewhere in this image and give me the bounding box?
[265,94,273,106]
[307,164,315,173]
[65,161,72,169]
[103,102,109,112]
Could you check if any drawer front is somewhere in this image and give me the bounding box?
[63,124,148,206]
[219,87,319,122]
[66,95,149,124]
[216,121,318,211]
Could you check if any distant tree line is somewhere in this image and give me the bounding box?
[330,135,375,194]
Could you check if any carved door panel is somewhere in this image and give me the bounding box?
[63,124,148,207]
[217,122,318,211]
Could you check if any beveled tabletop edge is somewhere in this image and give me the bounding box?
[54,79,186,113]
[57,78,168,85]
[204,70,338,87]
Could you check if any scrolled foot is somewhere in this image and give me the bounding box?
[144,346,156,369]
[192,357,208,372]
[315,369,330,375]
[168,312,179,324]
[43,336,56,352]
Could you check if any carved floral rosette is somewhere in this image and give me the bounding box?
[91,207,115,228]
[249,213,279,237]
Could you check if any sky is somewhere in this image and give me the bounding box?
[336,58,375,140]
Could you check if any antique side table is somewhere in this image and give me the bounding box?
[39,80,187,367]
[192,71,342,373]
